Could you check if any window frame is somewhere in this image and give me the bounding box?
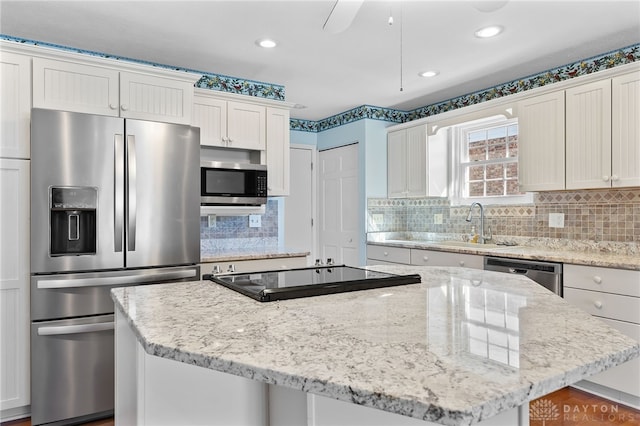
[449,115,533,206]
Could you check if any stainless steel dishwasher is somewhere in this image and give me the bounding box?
[484,256,563,296]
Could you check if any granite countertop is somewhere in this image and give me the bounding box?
[111,265,639,426]
[367,237,640,271]
[200,246,309,263]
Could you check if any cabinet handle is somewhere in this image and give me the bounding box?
[459,261,465,266]
[611,175,619,182]
[592,276,602,284]
[594,301,603,309]
[423,256,429,262]
[227,138,232,145]
[121,104,128,111]
[383,251,388,256]
[109,103,118,110]
[602,175,609,181]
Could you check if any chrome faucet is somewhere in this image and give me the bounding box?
[465,202,492,244]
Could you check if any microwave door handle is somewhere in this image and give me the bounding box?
[127,135,137,252]
[114,134,124,252]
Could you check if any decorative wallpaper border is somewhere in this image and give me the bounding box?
[292,43,639,133]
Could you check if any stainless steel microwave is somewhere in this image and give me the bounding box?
[200,161,267,206]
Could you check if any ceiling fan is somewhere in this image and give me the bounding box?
[322,0,364,33]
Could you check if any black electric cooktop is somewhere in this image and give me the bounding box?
[204,265,422,302]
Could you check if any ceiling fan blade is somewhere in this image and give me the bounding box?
[323,0,364,34]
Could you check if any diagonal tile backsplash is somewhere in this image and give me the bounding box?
[368,188,640,243]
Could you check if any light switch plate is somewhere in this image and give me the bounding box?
[249,214,262,228]
[549,212,564,228]
[207,214,217,228]
[372,214,384,225]
[434,214,443,225]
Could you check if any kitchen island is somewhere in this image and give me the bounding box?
[112,266,639,426]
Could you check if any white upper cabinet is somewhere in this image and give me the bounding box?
[0,52,31,159]
[565,73,640,189]
[565,79,612,189]
[517,91,566,192]
[388,125,427,198]
[266,107,290,196]
[611,71,640,188]
[33,57,193,124]
[192,91,265,150]
[227,101,266,150]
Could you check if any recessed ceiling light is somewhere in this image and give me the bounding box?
[419,70,439,78]
[474,25,503,38]
[256,38,277,48]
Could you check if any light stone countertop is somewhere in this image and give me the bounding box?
[201,246,309,263]
[111,265,639,426]
[367,238,640,271]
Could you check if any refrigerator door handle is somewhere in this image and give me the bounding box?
[35,268,198,289]
[114,134,125,252]
[37,321,114,336]
[127,135,137,252]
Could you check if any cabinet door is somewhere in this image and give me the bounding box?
[266,107,290,196]
[192,95,227,147]
[0,52,31,159]
[0,159,30,412]
[405,125,427,197]
[119,72,193,125]
[517,91,565,191]
[387,130,407,198]
[227,101,266,150]
[612,71,640,188]
[566,80,612,189]
[32,57,120,116]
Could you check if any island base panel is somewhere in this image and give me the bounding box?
[307,393,528,426]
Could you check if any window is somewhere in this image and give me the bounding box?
[451,116,532,205]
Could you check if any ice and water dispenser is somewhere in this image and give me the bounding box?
[49,187,97,256]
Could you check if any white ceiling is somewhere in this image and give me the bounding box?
[1,0,639,121]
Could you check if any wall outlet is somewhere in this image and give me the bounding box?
[434,213,443,225]
[249,214,262,228]
[372,214,384,225]
[207,214,216,228]
[549,212,564,228]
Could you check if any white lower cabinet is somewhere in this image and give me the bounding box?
[564,264,640,405]
[0,159,30,419]
[199,255,308,276]
[410,248,483,269]
[366,245,411,265]
[366,245,483,269]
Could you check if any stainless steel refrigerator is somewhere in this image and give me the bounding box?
[29,108,200,425]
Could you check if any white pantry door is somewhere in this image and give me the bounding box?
[284,146,315,264]
[318,143,359,266]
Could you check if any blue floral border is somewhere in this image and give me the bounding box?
[292,43,639,132]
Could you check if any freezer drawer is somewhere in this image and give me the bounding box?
[31,314,115,425]
[31,266,199,321]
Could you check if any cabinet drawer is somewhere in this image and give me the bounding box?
[410,249,483,269]
[584,317,640,397]
[366,245,410,265]
[564,287,640,324]
[564,264,640,297]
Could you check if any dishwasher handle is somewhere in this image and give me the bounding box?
[508,268,529,274]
